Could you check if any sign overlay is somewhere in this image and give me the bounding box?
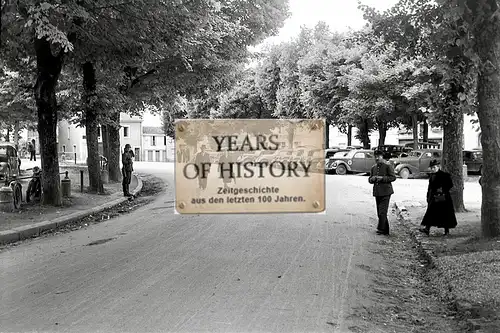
[175,119,325,214]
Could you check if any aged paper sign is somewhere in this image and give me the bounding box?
[175,119,325,214]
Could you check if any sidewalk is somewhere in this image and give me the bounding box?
[395,201,500,332]
[0,164,142,244]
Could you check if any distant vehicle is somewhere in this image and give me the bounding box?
[0,142,21,184]
[372,145,413,158]
[254,150,277,164]
[404,141,441,149]
[275,149,294,163]
[329,149,375,175]
[463,149,482,174]
[392,149,442,179]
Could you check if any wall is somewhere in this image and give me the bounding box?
[120,113,143,161]
[143,134,175,162]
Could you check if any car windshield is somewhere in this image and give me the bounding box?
[474,151,483,158]
[408,151,422,157]
[333,151,348,158]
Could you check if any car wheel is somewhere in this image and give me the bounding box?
[336,164,347,175]
[13,184,22,209]
[399,168,410,179]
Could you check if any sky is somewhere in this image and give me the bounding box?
[143,0,399,126]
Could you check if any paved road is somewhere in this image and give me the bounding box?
[0,163,480,332]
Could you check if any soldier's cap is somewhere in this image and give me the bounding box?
[374,150,384,156]
[429,159,440,167]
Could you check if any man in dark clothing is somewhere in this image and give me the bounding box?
[122,144,134,197]
[29,140,36,161]
[368,150,396,235]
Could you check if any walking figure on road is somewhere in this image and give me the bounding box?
[194,144,210,190]
[218,149,232,189]
[419,160,457,236]
[122,144,134,197]
[28,139,36,161]
[368,150,396,235]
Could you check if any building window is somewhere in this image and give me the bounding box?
[152,136,156,146]
[67,127,70,140]
[123,126,129,138]
[97,126,101,138]
[73,145,76,153]
[62,145,66,152]
[164,136,167,146]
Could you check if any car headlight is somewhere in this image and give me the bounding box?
[347,160,352,165]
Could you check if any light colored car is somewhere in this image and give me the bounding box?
[328,149,375,175]
[0,142,21,184]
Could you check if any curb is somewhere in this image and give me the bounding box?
[394,202,490,332]
[0,173,143,246]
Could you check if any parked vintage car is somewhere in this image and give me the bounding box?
[392,149,442,179]
[329,149,376,175]
[463,149,482,173]
[0,142,21,184]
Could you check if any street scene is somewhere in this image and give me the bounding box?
[1,0,500,332]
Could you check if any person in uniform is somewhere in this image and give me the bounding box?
[194,144,210,190]
[368,150,396,235]
[419,159,457,236]
[121,144,134,197]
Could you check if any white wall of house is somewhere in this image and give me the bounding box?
[120,113,143,161]
[143,134,175,162]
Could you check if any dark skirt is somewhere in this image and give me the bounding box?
[421,194,458,228]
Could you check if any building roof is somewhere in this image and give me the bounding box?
[142,126,165,135]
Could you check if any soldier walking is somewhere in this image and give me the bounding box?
[368,150,396,235]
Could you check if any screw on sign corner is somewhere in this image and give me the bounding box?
[313,201,320,209]
[178,202,185,209]
[178,124,185,132]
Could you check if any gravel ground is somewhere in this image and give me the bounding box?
[402,206,500,332]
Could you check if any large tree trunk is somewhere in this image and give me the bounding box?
[34,38,63,206]
[442,115,465,212]
[356,118,371,149]
[347,125,352,146]
[423,118,429,142]
[325,119,330,149]
[412,113,419,150]
[82,62,103,194]
[475,13,500,237]
[377,118,387,146]
[108,111,121,182]
[102,124,110,164]
[14,121,20,150]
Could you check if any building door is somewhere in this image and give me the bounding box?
[134,148,140,161]
[155,150,160,162]
[148,150,153,161]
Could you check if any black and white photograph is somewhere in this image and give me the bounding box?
[0,0,499,331]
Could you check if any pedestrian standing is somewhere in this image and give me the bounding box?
[419,160,457,236]
[31,139,36,161]
[121,144,134,197]
[368,150,396,235]
[218,149,232,189]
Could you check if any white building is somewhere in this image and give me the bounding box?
[142,126,175,162]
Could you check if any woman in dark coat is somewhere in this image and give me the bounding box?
[419,159,457,236]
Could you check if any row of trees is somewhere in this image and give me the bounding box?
[162,0,500,237]
[1,0,290,204]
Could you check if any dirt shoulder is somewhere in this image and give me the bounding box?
[345,220,466,333]
[0,167,137,232]
[401,205,500,332]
